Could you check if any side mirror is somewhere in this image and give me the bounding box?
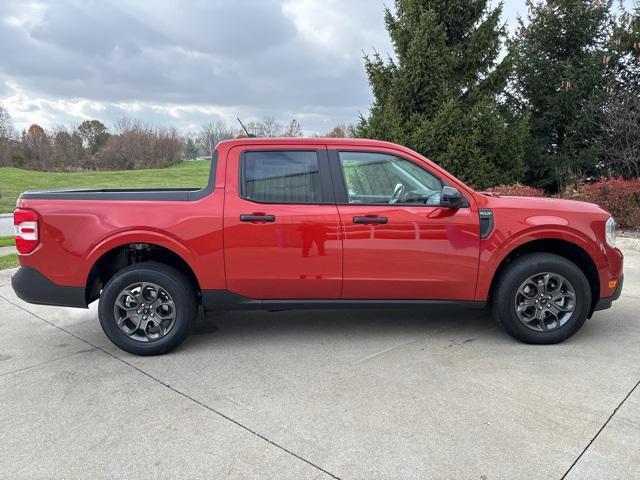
[440,186,463,209]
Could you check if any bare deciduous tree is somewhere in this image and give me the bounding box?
[197,121,234,154]
[255,116,284,137]
[0,105,14,166]
[283,119,303,137]
[603,89,640,178]
[324,124,355,138]
[240,117,304,137]
[99,118,184,170]
[52,126,84,170]
[23,124,53,171]
[0,105,13,140]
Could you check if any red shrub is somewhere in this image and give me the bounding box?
[561,178,640,230]
[486,183,546,197]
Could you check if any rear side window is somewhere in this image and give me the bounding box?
[241,151,321,203]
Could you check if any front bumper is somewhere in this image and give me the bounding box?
[593,274,624,313]
[11,267,87,308]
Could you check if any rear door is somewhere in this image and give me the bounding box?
[330,147,480,300]
[223,145,342,299]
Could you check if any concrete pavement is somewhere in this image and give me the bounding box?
[0,248,639,479]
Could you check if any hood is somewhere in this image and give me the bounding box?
[476,193,609,216]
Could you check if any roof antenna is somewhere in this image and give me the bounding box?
[237,117,256,138]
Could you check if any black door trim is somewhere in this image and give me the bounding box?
[202,289,485,311]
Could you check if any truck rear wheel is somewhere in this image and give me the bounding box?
[492,253,591,344]
[98,262,197,355]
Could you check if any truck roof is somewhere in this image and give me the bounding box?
[217,137,403,149]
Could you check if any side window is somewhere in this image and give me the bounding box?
[242,151,321,203]
[338,151,443,205]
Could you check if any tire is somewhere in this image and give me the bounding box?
[98,262,197,355]
[491,253,592,344]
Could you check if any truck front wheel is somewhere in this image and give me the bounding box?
[492,253,592,344]
[98,262,197,355]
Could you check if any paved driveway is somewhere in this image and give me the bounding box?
[1,248,639,479]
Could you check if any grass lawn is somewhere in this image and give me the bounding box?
[0,253,18,270]
[0,160,211,213]
[0,236,15,247]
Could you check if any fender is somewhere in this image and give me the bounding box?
[82,229,199,287]
[475,224,606,300]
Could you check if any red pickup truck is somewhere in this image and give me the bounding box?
[12,138,623,355]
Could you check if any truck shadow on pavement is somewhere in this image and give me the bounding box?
[189,305,501,345]
[185,301,633,351]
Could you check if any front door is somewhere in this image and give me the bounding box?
[331,149,480,300]
[224,145,342,299]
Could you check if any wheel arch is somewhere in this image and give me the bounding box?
[85,236,201,305]
[487,238,600,315]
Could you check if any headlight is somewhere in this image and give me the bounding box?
[605,217,617,247]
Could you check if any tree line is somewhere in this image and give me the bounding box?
[0,112,351,171]
[0,115,185,171]
[359,0,640,191]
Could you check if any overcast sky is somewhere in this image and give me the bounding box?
[0,0,635,135]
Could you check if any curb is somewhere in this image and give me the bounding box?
[0,213,12,218]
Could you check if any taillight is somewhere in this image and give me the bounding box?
[14,208,39,254]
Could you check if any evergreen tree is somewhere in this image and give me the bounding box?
[358,0,528,189]
[185,138,198,160]
[512,0,616,190]
[611,3,640,92]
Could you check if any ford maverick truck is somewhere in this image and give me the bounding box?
[11,138,623,355]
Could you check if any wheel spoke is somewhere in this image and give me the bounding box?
[138,317,150,333]
[150,318,165,338]
[547,305,561,319]
[536,307,548,329]
[117,315,139,336]
[554,300,574,312]
[116,290,139,311]
[516,298,536,312]
[553,291,575,302]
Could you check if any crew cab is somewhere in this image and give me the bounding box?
[11,138,624,355]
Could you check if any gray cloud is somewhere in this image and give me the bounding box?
[0,0,392,133]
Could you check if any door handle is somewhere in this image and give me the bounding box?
[353,216,388,224]
[240,214,276,223]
